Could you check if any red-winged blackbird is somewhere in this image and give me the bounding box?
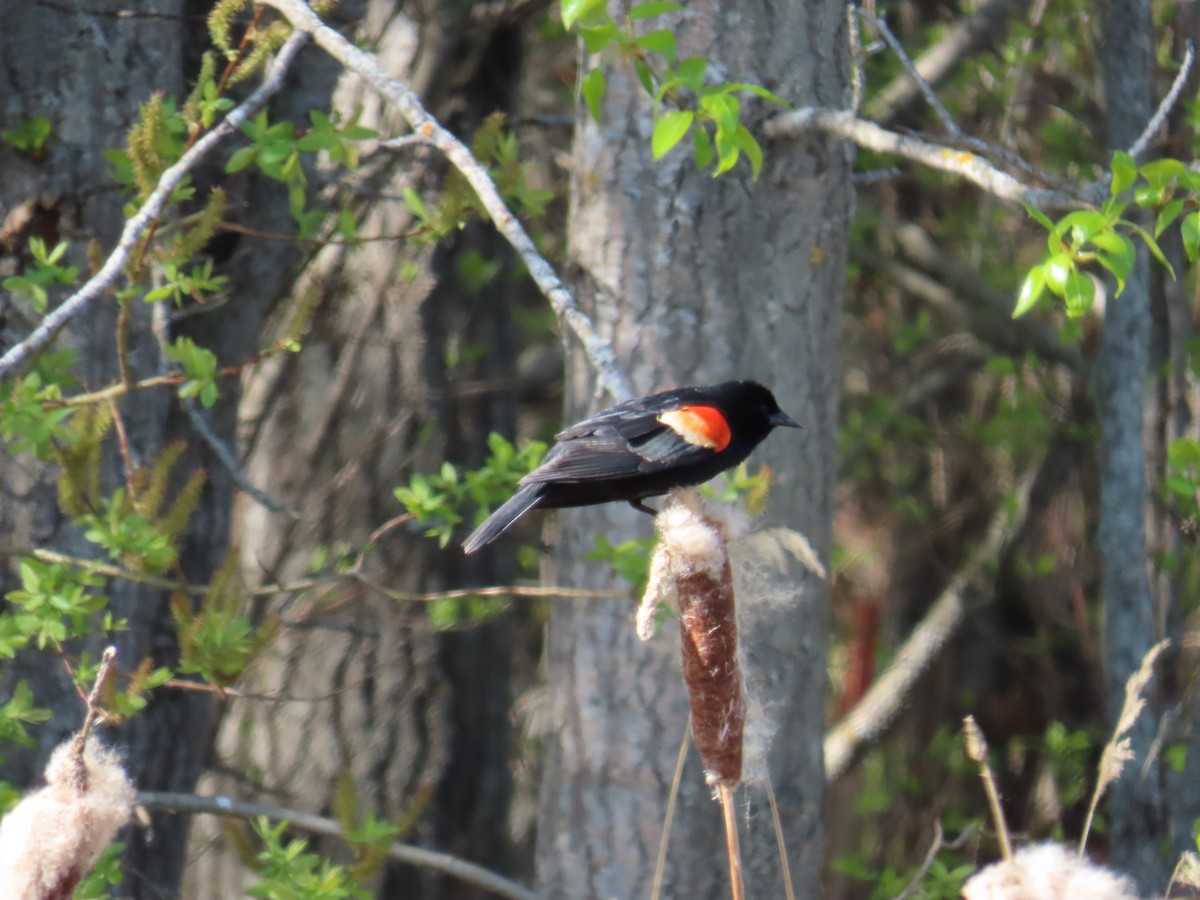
[462,380,799,554]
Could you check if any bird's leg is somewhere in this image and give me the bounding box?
[629,499,657,516]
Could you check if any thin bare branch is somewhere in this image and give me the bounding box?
[764,108,1087,210]
[1129,40,1195,160]
[860,9,960,136]
[257,0,632,403]
[866,0,1032,125]
[0,542,625,603]
[0,31,310,381]
[824,466,1038,782]
[136,791,539,900]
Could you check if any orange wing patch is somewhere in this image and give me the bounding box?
[658,406,731,451]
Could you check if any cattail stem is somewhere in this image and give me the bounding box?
[718,782,745,900]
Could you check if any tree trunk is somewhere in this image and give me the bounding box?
[536,1,849,896]
[185,1,530,895]
[0,5,218,896]
[1097,0,1168,890]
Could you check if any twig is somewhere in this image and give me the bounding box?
[851,239,1085,372]
[1128,40,1195,160]
[150,300,297,518]
[860,9,960,137]
[136,790,539,900]
[764,778,796,900]
[0,30,310,381]
[824,466,1038,782]
[255,0,632,404]
[183,398,298,517]
[848,4,865,116]
[893,821,945,900]
[866,0,1032,125]
[651,725,690,900]
[764,108,1087,211]
[75,647,117,756]
[0,542,626,602]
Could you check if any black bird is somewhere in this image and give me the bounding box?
[462,380,799,554]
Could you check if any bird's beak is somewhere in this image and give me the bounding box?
[770,411,802,429]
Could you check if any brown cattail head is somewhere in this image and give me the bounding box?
[649,490,745,786]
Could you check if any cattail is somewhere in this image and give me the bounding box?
[0,735,135,899]
[642,489,746,785]
[962,842,1141,900]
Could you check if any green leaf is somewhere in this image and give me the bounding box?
[1091,230,1135,294]
[713,127,740,176]
[1013,264,1046,318]
[1024,203,1054,232]
[1155,198,1186,238]
[578,22,619,52]
[634,59,655,94]
[692,125,714,169]
[1182,211,1200,263]
[676,57,707,91]
[1127,223,1175,278]
[635,29,676,63]
[651,110,693,159]
[1139,158,1187,183]
[700,92,740,136]
[1110,150,1137,197]
[628,0,683,19]
[733,123,763,180]
[1051,209,1108,247]
[582,67,606,124]
[1043,253,1074,296]
[725,82,788,106]
[1063,270,1095,317]
[561,0,607,31]
[403,187,429,221]
[225,145,257,173]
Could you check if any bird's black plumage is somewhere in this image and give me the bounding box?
[461,380,798,554]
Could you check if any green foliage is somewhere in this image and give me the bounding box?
[394,433,548,547]
[172,553,276,687]
[2,115,52,156]
[0,354,76,460]
[832,852,974,900]
[166,336,221,408]
[0,682,52,757]
[79,489,178,574]
[145,259,229,309]
[248,818,371,900]
[561,0,784,178]
[74,841,126,899]
[403,114,555,245]
[226,108,376,237]
[427,594,511,631]
[1,561,107,653]
[703,461,773,513]
[1014,151,1200,318]
[2,237,80,314]
[586,536,654,591]
[123,93,190,202]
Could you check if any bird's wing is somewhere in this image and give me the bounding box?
[523,411,714,484]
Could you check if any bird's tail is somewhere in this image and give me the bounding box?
[461,484,544,554]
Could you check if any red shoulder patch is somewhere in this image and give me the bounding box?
[657,405,732,451]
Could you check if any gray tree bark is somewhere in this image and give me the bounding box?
[0,4,229,896]
[1097,0,1168,890]
[535,1,850,896]
[185,1,530,895]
